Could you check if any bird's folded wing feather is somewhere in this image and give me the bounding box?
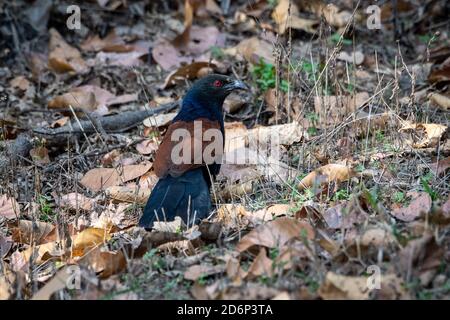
[153,118,223,178]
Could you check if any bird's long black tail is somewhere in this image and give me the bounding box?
[138,168,212,229]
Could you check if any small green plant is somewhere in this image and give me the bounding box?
[333,189,350,201]
[355,164,365,173]
[375,130,385,143]
[420,174,438,201]
[143,248,158,261]
[38,195,54,222]
[143,249,166,270]
[269,248,279,260]
[295,59,319,83]
[418,33,437,46]
[267,0,278,8]
[146,130,160,139]
[417,290,434,300]
[252,59,289,92]
[362,186,380,212]
[329,32,352,46]
[346,82,355,93]
[210,46,224,60]
[197,274,208,286]
[306,112,319,136]
[294,271,319,293]
[393,191,406,204]
[258,275,271,285]
[293,188,315,205]
[384,142,401,153]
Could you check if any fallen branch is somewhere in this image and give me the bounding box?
[0,133,33,172]
[0,102,179,171]
[33,102,179,138]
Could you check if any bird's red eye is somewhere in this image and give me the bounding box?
[213,80,223,87]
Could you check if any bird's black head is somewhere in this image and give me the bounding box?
[177,74,248,123]
[190,74,248,98]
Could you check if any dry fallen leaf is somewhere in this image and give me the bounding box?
[319,272,370,300]
[399,122,448,148]
[163,61,217,88]
[72,227,112,257]
[322,199,368,229]
[90,203,129,229]
[337,51,365,65]
[0,235,12,258]
[82,246,127,279]
[246,248,274,280]
[91,50,147,67]
[10,220,55,245]
[80,162,152,192]
[252,204,293,221]
[50,116,70,128]
[236,217,315,253]
[152,26,224,71]
[218,181,253,201]
[319,271,406,300]
[380,0,414,23]
[138,171,159,189]
[30,147,50,165]
[0,195,20,219]
[31,266,74,300]
[223,121,304,182]
[59,192,95,211]
[171,0,196,48]
[397,234,444,286]
[48,85,137,115]
[218,164,261,184]
[9,76,31,91]
[224,37,274,65]
[216,204,249,226]
[298,164,354,191]
[428,56,450,84]
[224,92,248,113]
[13,241,65,271]
[121,162,153,183]
[391,191,432,222]
[184,264,225,281]
[48,90,97,112]
[319,3,352,28]
[359,228,395,247]
[48,28,87,74]
[314,92,369,128]
[153,216,186,233]
[80,168,120,192]
[81,29,134,53]
[272,0,319,34]
[429,92,450,111]
[429,156,450,176]
[106,185,150,204]
[143,112,177,129]
[150,0,225,71]
[136,140,159,155]
[0,271,16,300]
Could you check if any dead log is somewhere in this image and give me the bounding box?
[0,102,179,171]
[33,102,179,139]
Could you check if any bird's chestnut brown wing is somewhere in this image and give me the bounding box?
[153,118,223,178]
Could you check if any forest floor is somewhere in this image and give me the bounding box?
[0,0,449,300]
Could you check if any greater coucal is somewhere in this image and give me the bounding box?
[139,74,248,229]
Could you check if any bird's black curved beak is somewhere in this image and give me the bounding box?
[226,79,249,92]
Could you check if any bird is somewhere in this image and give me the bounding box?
[139,74,248,229]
